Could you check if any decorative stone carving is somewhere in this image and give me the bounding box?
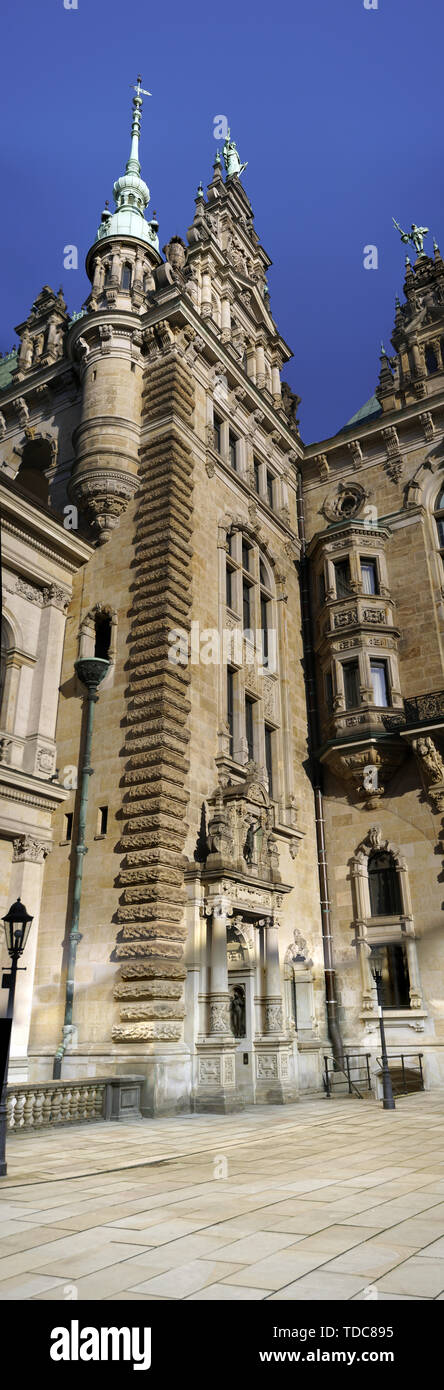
[256,1053,278,1079]
[12,836,51,864]
[419,411,435,441]
[68,469,139,544]
[382,426,403,481]
[322,481,368,522]
[42,583,70,611]
[285,928,313,967]
[347,439,363,467]
[411,735,444,812]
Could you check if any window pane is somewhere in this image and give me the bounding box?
[260,594,269,663]
[266,471,274,507]
[242,541,250,571]
[265,725,273,797]
[335,560,351,598]
[370,660,389,707]
[380,943,410,1008]
[253,459,260,493]
[243,580,251,630]
[361,560,377,594]
[229,432,237,469]
[226,565,233,609]
[213,416,222,452]
[121,264,132,289]
[368,852,402,915]
[245,697,254,760]
[436,517,444,548]
[343,660,360,709]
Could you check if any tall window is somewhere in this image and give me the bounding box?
[121,263,132,290]
[368,852,402,916]
[343,659,360,710]
[361,558,378,595]
[377,943,410,1009]
[264,724,273,796]
[16,438,52,507]
[325,670,334,713]
[227,668,234,756]
[370,659,389,707]
[425,343,438,374]
[94,611,112,660]
[334,558,351,598]
[253,458,260,493]
[213,414,222,453]
[434,484,444,554]
[242,577,251,630]
[266,470,274,509]
[228,431,238,470]
[245,696,255,760]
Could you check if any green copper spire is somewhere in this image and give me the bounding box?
[96,77,159,250]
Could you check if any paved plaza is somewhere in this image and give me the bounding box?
[1,1093,444,1301]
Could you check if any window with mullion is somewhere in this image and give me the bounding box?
[227,668,235,756]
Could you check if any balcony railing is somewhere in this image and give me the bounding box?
[403,690,444,726]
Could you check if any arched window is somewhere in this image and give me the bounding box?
[15,438,52,506]
[425,344,438,374]
[121,263,132,291]
[94,610,112,660]
[0,617,15,728]
[434,484,444,552]
[368,851,402,916]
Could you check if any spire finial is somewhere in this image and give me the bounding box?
[127,75,152,175]
[94,78,159,252]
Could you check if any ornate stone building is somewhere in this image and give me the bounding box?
[1,93,444,1111]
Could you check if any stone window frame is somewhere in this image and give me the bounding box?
[0,607,35,753]
[349,826,424,1019]
[216,514,288,811]
[78,603,118,689]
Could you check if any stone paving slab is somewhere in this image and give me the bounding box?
[1,1093,444,1300]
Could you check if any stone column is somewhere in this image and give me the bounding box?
[194,896,239,1113]
[201,271,212,319]
[271,362,281,404]
[221,296,231,343]
[263,916,284,1034]
[256,341,266,389]
[254,915,296,1103]
[209,897,232,1035]
[6,835,51,1082]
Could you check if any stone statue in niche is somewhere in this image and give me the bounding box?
[230,985,246,1038]
[243,814,260,865]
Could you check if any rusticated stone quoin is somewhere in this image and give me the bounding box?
[112,346,195,1043]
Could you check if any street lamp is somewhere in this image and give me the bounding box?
[0,897,33,1177]
[370,946,396,1111]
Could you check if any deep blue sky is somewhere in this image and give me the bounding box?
[1,0,443,442]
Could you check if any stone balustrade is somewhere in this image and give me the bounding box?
[6,1074,144,1131]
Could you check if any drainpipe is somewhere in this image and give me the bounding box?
[296,471,344,1066]
[53,656,109,1078]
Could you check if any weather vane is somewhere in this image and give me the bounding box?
[132,76,152,98]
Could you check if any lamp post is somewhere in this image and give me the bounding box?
[0,897,33,1176]
[370,946,396,1111]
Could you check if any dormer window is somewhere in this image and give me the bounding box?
[121,263,132,290]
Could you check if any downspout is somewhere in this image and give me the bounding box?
[53,656,109,1078]
[296,470,344,1066]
